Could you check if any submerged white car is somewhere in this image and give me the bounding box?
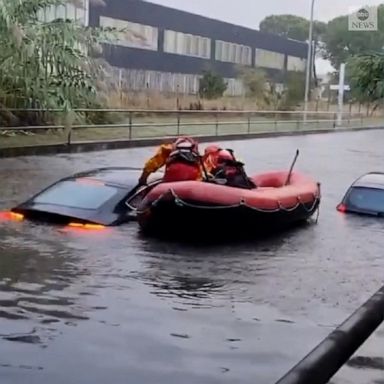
[337,172,384,217]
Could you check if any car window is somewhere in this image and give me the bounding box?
[33,180,118,210]
[346,186,384,212]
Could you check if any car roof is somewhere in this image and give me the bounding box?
[67,167,162,188]
[352,172,384,190]
[12,167,154,226]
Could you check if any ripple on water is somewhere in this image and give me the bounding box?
[2,132,384,384]
[0,236,99,347]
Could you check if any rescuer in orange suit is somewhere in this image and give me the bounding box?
[202,145,237,175]
[202,145,221,174]
[138,136,206,185]
[203,145,255,189]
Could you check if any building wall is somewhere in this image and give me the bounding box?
[102,66,246,96]
[89,0,308,84]
[39,0,307,96]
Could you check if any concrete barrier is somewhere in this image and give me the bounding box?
[0,125,383,158]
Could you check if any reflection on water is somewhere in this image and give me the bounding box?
[0,225,94,349]
[347,356,384,371]
[136,230,297,308]
[1,131,384,383]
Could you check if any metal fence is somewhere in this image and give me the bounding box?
[0,109,382,147]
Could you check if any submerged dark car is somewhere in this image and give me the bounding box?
[337,172,384,217]
[2,167,162,228]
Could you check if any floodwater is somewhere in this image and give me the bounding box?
[1,130,384,384]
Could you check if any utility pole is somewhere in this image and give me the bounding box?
[303,0,315,125]
[337,63,346,126]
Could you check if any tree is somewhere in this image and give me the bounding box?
[284,72,306,107]
[198,70,227,99]
[263,82,284,110]
[259,15,326,42]
[0,0,116,126]
[259,15,326,85]
[347,53,384,114]
[238,67,267,98]
[259,15,309,41]
[322,5,384,69]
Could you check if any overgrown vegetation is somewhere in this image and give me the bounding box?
[322,5,384,69]
[239,66,305,110]
[259,14,326,85]
[259,5,384,104]
[283,72,306,108]
[238,67,267,99]
[198,70,228,99]
[2,1,383,132]
[195,7,384,110]
[0,0,117,127]
[347,53,384,115]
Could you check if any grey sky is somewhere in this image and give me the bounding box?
[150,0,383,73]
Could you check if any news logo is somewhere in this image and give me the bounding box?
[348,6,378,31]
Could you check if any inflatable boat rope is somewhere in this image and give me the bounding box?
[150,187,321,214]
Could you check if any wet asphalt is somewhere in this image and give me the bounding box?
[0,129,384,384]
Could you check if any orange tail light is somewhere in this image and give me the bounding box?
[67,222,105,230]
[336,204,347,213]
[0,211,25,221]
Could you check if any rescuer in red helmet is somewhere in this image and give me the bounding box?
[203,145,221,175]
[203,146,255,189]
[138,136,204,185]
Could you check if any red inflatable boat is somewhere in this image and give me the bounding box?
[136,170,321,239]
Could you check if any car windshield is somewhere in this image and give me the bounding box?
[346,186,384,213]
[33,180,119,210]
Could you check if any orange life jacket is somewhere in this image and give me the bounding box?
[166,137,200,167]
[163,137,202,182]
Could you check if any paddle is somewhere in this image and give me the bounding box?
[285,149,300,186]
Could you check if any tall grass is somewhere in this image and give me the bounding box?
[0,0,116,127]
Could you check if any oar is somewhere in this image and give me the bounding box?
[285,149,300,186]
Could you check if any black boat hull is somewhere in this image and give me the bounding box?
[137,191,320,240]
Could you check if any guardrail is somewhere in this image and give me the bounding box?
[275,284,384,384]
[0,108,380,146]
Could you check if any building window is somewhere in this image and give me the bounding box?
[36,1,89,60]
[163,30,211,59]
[38,1,88,25]
[287,56,307,72]
[215,40,252,65]
[99,16,158,51]
[215,40,223,61]
[255,48,285,70]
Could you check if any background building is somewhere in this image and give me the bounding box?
[43,0,308,97]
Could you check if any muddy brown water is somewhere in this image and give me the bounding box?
[0,130,384,384]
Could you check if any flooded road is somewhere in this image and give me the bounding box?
[1,130,384,384]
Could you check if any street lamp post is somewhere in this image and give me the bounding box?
[303,0,315,125]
